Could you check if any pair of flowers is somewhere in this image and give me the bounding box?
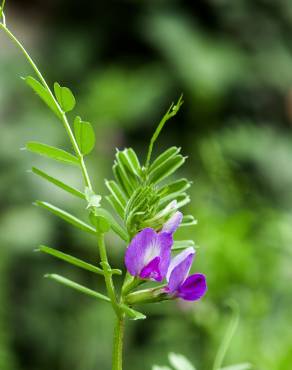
[125,208,207,301]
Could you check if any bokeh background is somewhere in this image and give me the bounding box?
[1,1,292,369]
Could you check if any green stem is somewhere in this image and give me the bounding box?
[0,22,92,190]
[96,233,120,316]
[96,233,125,369]
[145,94,183,168]
[112,315,125,370]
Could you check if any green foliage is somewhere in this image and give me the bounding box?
[37,245,121,275]
[32,167,85,199]
[26,142,79,165]
[74,116,96,155]
[24,76,61,118]
[45,274,111,302]
[34,200,96,234]
[54,82,76,112]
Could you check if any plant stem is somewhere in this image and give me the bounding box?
[0,22,92,190]
[96,233,125,369]
[112,315,125,370]
[96,233,120,316]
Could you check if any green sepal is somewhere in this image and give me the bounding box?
[24,76,61,118]
[37,245,120,275]
[26,141,79,166]
[35,200,96,234]
[54,82,76,112]
[125,286,169,305]
[31,167,85,199]
[45,273,110,302]
[74,116,96,155]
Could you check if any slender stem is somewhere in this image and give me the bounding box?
[145,94,183,168]
[96,233,120,316]
[145,104,173,168]
[112,315,125,370]
[0,22,92,190]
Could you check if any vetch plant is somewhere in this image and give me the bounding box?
[0,3,207,369]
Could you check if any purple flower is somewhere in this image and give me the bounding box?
[165,247,207,301]
[161,210,183,234]
[125,228,173,281]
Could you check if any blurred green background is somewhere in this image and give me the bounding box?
[0,1,292,369]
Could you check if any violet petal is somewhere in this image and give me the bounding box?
[166,247,195,293]
[140,256,161,280]
[177,273,207,301]
[125,228,173,281]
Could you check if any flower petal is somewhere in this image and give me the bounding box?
[157,232,174,280]
[162,211,183,234]
[177,273,207,301]
[125,228,157,277]
[125,228,173,281]
[140,256,161,280]
[166,247,195,293]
